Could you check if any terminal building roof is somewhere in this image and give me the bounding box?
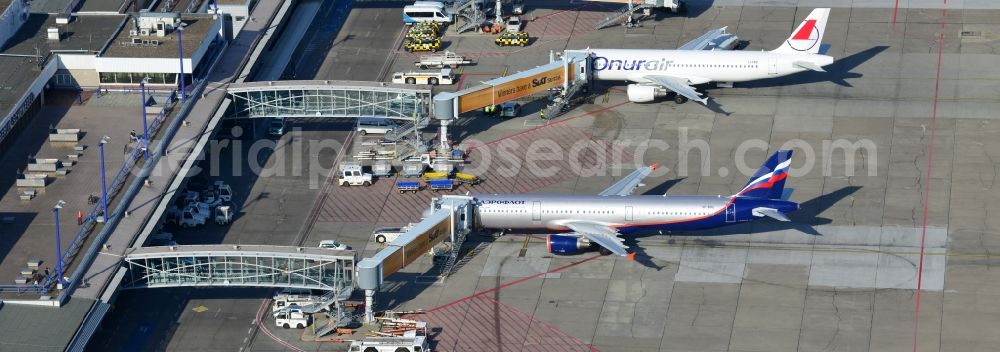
[102,14,214,58]
[0,13,124,119]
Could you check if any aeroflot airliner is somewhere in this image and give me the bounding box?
[474,151,798,258]
[588,8,834,105]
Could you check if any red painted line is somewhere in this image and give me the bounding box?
[462,301,505,345]
[485,297,576,352]
[892,0,901,32]
[533,5,586,21]
[467,101,631,152]
[466,296,529,347]
[492,296,595,351]
[429,306,468,351]
[443,303,493,347]
[912,3,947,352]
[429,254,603,312]
[428,307,463,351]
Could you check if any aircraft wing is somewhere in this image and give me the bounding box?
[643,75,709,105]
[599,163,658,196]
[677,27,738,51]
[563,221,632,258]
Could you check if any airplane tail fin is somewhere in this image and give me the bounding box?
[771,8,830,54]
[735,150,793,199]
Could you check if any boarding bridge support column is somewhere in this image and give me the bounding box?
[364,289,375,323]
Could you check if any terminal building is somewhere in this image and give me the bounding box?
[0,0,249,350]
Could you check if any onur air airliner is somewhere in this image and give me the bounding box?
[588,8,834,105]
[474,150,798,258]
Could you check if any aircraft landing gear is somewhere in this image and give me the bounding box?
[674,95,689,104]
[597,247,612,255]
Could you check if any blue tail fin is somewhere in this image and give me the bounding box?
[735,150,793,199]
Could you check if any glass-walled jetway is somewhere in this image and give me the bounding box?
[121,245,356,292]
[226,80,432,120]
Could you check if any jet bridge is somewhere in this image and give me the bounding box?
[357,195,475,323]
[431,51,593,149]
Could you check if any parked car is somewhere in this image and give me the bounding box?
[318,240,352,250]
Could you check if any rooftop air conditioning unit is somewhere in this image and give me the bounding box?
[140,28,150,36]
[132,37,143,45]
[150,40,160,46]
[129,29,138,36]
[47,27,59,41]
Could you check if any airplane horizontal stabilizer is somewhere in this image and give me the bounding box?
[752,207,791,222]
[793,60,826,72]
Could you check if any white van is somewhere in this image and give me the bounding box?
[403,3,453,24]
[356,117,396,135]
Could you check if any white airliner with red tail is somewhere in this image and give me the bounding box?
[589,8,833,104]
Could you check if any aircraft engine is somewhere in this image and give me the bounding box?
[547,234,591,254]
[626,84,667,103]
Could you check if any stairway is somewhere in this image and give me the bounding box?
[439,229,471,279]
[313,302,353,337]
[452,0,486,33]
[542,77,589,118]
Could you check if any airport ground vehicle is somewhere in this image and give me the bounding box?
[356,117,396,135]
[348,336,429,352]
[454,172,481,185]
[214,205,234,225]
[392,68,454,85]
[499,101,521,117]
[268,117,286,136]
[396,180,421,194]
[402,2,454,24]
[415,51,471,69]
[403,37,441,52]
[495,31,529,46]
[428,178,454,191]
[405,25,438,40]
[164,203,208,228]
[339,162,373,187]
[274,308,311,329]
[373,227,409,243]
[213,181,233,202]
[318,240,351,250]
[506,16,522,32]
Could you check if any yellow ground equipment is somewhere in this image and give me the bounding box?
[404,37,442,52]
[421,171,449,180]
[454,172,481,185]
[406,25,438,40]
[495,31,529,47]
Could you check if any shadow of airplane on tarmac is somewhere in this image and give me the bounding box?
[623,185,863,268]
[705,46,890,115]
[740,46,890,89]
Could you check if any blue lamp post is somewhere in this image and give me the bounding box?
[140,77,150,159]
[98,136,110,223]
[177,23,187,103]
[53,200,66,288]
